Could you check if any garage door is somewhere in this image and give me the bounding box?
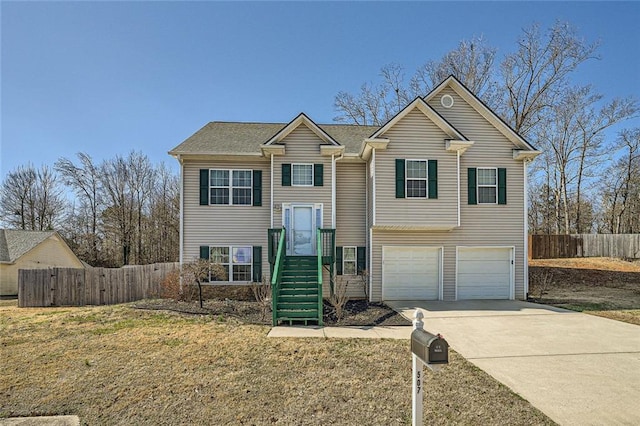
[382,246,441,300]
[457,247,513,299]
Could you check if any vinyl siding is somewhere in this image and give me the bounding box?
[0,236,84,296]
[182,159,271,282]
[336,162,366,247]
[273,124,333,228]
[370,89,526,301]
[375,109,458,228]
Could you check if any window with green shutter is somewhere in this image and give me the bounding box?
[252,246,262,282]
[468,167,507,204]
[356,247,366,274]
[201,169,259,206]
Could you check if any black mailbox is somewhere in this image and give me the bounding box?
[411,329,449,365]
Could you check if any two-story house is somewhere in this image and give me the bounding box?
[169,76,540,325]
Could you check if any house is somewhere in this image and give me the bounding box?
[0,229,85,296]
[169,76,540,324]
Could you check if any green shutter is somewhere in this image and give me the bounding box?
[428,160,438,199]
[314,164,324,186]
[199,169,209,205]
[468,168,477,205]
[357,247,366,275]
[395,159,405,198]
[199,246,209,260]
[336,246,343,275]
[282,164,291,186]
[252,246,262,282]
[498,168,507,205]
[252,170,262,206]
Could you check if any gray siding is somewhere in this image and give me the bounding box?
[370,91,526,301]
[182,159,271,282]
[273,124,333,228]
[375,109,458,228]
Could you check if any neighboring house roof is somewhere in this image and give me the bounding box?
[0,229,64,263]
[169,121,378,157]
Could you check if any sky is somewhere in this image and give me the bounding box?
[2,1,639,179]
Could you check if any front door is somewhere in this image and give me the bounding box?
[291,205,314,255]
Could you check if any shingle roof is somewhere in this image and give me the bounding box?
[169,122,379,156]
[0,229,56,263]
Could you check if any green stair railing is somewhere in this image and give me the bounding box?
[316,228,324,326]
[271,228,286,326]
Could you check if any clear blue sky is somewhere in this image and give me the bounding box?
[2,1,639,177]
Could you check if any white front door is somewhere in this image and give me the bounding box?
[291,205,314,255]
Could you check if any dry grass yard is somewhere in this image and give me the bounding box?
[0,301,554,425]
[529,257,640,325]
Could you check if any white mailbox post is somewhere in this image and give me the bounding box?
[412,310,425,426]
[411,309,449,426]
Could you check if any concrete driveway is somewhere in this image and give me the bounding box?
[387,300,640,426]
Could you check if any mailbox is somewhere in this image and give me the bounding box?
[411,329,449,365]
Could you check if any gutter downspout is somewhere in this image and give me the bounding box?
[179,158,184,266]
[270,153,274,228]
[523,159,530,299]
[457,150,461,227]
[331,154,336,228]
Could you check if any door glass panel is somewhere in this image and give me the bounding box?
[293,206,313,255]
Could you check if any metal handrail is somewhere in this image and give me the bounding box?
[271,228,286,326]
[316,228,324,326]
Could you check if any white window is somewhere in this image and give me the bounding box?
[343,246,357,275]
[406,160,427,198]
[209,245,252,282]
[477,168,497,204]
[292,164,313,186]
[209,169,252,205]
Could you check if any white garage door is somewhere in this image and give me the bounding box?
[382,246,441,300]
[457,247,513,299]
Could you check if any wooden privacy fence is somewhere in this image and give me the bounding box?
[18,263,179,308]
[529,234,640,259]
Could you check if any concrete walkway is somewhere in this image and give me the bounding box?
[268,325,411,339]
[387,300,640,426]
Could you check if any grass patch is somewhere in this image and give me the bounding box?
[0,303,554,425]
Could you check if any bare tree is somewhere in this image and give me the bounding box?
[498,21,599,138]
[600,129,640,233]
[410,35,498,103]
[55,153,103,265]
[100,155,135,265]
[0,164,66,231]
[334,63,410,126]
[127,152,156,264]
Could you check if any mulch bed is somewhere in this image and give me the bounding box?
[134,298,410,326]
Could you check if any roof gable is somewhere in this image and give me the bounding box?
[369,97,467,141]
[424,75,536,151]
[263,113,340,146]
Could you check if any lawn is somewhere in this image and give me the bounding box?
[0,301,554,425]
[529,257,640,325]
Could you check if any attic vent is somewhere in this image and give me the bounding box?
[441,94,454,109]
